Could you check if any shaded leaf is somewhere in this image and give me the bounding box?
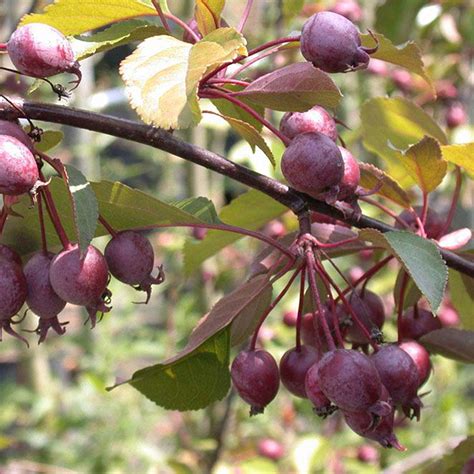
[120,28,246,129]
[361,33,433,90]
[449,269,474,330]
[420,328,474,363]
[109,327,231,411]
[236,62,342,111]
[217,113,275,165]
[441,143,474,178]
[195,0,225,36]
[72,19,165,61]
[359,162,411,207]
[20,0,156,36]
[34,130,63,153]
[394,269,421,311]
[359,229,447,312]
[399,136,447,193]
[183,190,287,274]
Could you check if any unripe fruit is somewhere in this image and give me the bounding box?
[281,132,344,198]
[395,206,444,239]
[317,349,391,416]
[0,243,22,266]
[337,146,360,201]
[257,439,285,461]
[0,259,27,320]
[399,307,442,341]
[279,345,318,398]
[279,106,338,142]
[339,289,385,344]
[0,120,34,151]
[105,231,163,301]
[371,344,423,420]
[399,340,432,387]
[0,136,39,195]
[7,23,81,83]
[301,12,374,73]
[304,362,335,417]
[24,252,67,343]
[231,349,280,415]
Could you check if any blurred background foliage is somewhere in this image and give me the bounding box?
[0,0,473,472]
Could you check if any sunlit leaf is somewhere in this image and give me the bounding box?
[195,0,225,36]
[441,143,474,178]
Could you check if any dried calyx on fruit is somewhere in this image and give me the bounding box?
[231,349,280,415]
[305,362,336,417]
[7,23,81,88]
[24,252,67,343]
[399,306,442,341]
[279,106,338,142]
[49,244,111,328]
[281,131,344,201]
[104,230,164,303]
[300,11,377,73]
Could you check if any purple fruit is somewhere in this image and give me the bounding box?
[399,307,442,341]
[231,349,280,415]
[0,135,39,195]
[399,340,432,387]
[104,231,164,302]
[371,344,423,420]
[446,103,467,129]
[24,252,67,343]
[279,105,338,142]
[0,120,34,151]
[0,244,22,266]
[304,362,335,417]
[49,244,110,327]
[317,349,391,416]
[300,12,375,73]
[395,206,444,239]
[337,146,360,201]
[282,310,298,327]
[279,345,319,398]
[281,132,344,198]
[7,23,81,84]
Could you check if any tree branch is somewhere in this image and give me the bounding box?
[1,98,473,277]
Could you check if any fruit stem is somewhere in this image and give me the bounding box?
[396,271,409,342]
[317,236,360,249]
[305,245,336,352]
[200,87,291,146]
[249,262,304,351]
[98,214,118,238]
[315,258,379,351]
[226,47,281,80]
[150,0,172,35]
[39,172,71,249]
[37,193,48,254]
[359,196,411,229]
[295,265,306,351]
[439,166,462,238]
[237,0,254,33]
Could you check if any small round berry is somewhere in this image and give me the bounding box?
[399,307,442,341]
[399,340,432,387]
[0,119,35,151]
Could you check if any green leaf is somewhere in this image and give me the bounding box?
[399,136,447,193]
[63,165,99,252]
[170,197,221,225]
[236,62,342,111]
[361,97,447,187]
[361,33,433,91]
[20,0,156,36]
[441,143,474,178]
[195,0,225,36]
[113,327,231,411]
[420,328,474,363]
[33,130,64,152]
[183,190,287,274]
[217,113,275,165]
[359,229,447,312]
[120,28,246,129]
[449,269,474,330]
[72,19,166,61]
[359,162,411,208]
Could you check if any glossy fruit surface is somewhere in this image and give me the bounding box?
[279,345,318,398]
[399,340,432,386]
[281,132,344,198]
[337,146,360,201]
[0,136,39,195]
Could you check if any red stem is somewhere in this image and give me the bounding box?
[420,192,429,231]
[295,266,306,351]
[439,166,462,237]
[249,263,304,350]
[151,0,171,34]
[0,207,7,234]
[99,214,118,238]
[237,0,254,33]
[37,193,48,254]
[207,78,250,87]
[227,48,280,80]
[316,236,360,249]
[201,87,290,146]
[397,271,409,343]
[360,196,411,229]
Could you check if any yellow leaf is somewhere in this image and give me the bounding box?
[401,136,447,193]
[20,0,155,35]
[441,143,474,178]
[195,0,226,36]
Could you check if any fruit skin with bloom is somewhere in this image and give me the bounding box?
[7,23,81,82]
[301,11,373,73]
[336,146,360,201]
[0,258,27,320]
[399,307,442,341]
[0,119,35,151]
